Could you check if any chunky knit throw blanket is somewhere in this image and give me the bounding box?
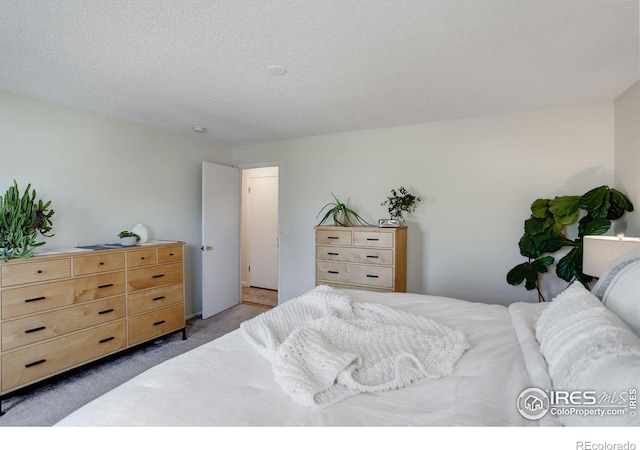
[241,285,469,408]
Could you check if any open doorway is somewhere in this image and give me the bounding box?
[241,166,279,308]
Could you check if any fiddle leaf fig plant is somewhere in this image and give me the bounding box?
[507,185,633,302]
[317,193,371,226]
[0,180,55,262]
[381,186,421,221]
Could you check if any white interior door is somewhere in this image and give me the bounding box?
[248,173,279,290]
[201,161,241,319]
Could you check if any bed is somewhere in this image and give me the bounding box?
[54,254,640,427]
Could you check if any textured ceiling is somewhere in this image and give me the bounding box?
[1,1,638,146]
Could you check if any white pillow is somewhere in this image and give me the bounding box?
[591,248,640,300]
[596,259,640,337]
[536,283,640,426]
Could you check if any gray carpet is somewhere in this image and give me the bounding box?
[0,303,269,427]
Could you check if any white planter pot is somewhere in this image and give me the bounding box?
[120,236,138,247]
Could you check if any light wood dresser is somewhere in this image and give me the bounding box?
[0,241,186,415]
[315,226,407,292]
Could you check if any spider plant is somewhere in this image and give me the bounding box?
[316,193,371,226]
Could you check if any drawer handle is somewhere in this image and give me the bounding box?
[98,283,114,289]
[24,326,46,334]
[37,270,43,274]
[153,296,166,301]
[153,320,166,326]
[24,296,46,303]
[366,274,379,278]
[366,255,379,259]
[141,257,145,260]
[152,274,165,279]
[25,359,46,368]
[328,270,339,274]
[99,336,115,344]
[366,238,380,241]
[99,262,105,266]
[327,252,339,256]
[327,236,340,240]
[98,308,114,315]
[169,253,174,256]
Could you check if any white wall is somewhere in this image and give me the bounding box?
[1,90,625,312]
[614,80,640,236]
[234,103,616,305]
[0,90,233,317]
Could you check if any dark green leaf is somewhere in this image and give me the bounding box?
[611,189,634,212]
[507,261,537,290]
[579,218,611,237]
[524,216,553,236]
[607,189,634,219]
[531,255,554,272]
[518,233,540,258]
[556,246,583,282]
[539,235,576,253]
[579,186,611,219]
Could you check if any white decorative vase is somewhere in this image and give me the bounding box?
[131,224,148,243]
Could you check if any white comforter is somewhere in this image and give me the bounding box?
[56,289,555,426]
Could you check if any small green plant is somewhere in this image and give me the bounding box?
[381,186,421,221]
[118,230,140,241]
[0,180,55,261]
[507,185,634,302]
[317,193,371,227]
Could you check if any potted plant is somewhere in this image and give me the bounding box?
[380,186,421,226]
[506,185,634,302]
[317,193,371,226]
[118,230,140,247]
[0,180,55,262]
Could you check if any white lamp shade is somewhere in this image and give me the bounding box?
[583,235,640,277]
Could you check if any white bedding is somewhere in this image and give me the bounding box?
[55,288,555,426]
[241,285,470,408]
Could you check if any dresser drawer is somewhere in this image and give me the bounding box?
[1,320,126,392]
[128,303,185,346]
[316,261,393,288]
[73,252,125,276]
[316,229,352,246]
[127,248,157,268]
[1,272,126,320]
[1,258,71,288]
[127,263,183,292]
[317,282,392,293]
[128,283,184,316]
[316,245,394,265]
[157,245,183,263]
[353,231,394,248]
[1,296,126,351]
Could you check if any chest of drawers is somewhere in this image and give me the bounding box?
[0,241,185,414]
[315,226,407,292]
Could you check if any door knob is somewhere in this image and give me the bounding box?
[200,245,213,251]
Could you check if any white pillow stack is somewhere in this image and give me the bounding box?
[535,282,640,426]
